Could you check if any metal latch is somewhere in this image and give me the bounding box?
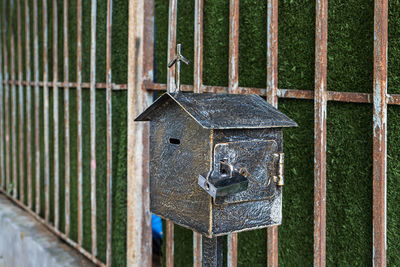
[273,153,284,186]
[198,160,248,198]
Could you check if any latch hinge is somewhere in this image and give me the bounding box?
[273,153,284,186]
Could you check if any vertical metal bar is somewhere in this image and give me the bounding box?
[33,0,41,214]
[266,0,279,265]
[17,0,25,204]
[76,0,83,245]
[314,0,328,265]
[227,0,239,266]
[90,0,97,257]
[228,0,239,94]
[63,0,71,237]
[373,0,388,265]
[193,0,204,265]
[203,237,223,267]
[166,0,177,265]
[106,0,113,264]
[11,0,18,199]
[0,0,4,192]
[25,0,33,209]
[166,221,174,267]
[2,0,9,193]
[193,0,203,94]
[43,0,50,222]
[126,0,154,265]
[167,0,177,93]
[53,0,59,230]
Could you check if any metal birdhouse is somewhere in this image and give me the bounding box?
[135,44,297,238]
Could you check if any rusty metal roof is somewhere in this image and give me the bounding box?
[135,93,297,129]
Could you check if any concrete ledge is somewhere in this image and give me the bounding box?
[0,194,95,267]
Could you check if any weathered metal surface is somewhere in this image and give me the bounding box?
[227,233,238,267]
[136,93,297,129]
[0,3,4,191]
[63,0,71,238]
[33,0,40,215]
[25,0,32,209]
[138,96,294,237]
[2,0,10,193]
[168,44,190,94]
[314,0,328,265]
[90,0,98,257]
[126,0,154,265]
[53,0,60,230]
[373,0,388,265]
[43,0,50,222]
[106,0,113,264]
[17,0,25,203]
[76,0,83,246]
[167,0,178,93]
[194,0,204,264]
[166,220,174,267]
[229,0,239,94]
[266,0,279,263]
[10,1,18,199]
[203,237,223,267]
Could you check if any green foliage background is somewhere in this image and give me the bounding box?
[2,0,400,266]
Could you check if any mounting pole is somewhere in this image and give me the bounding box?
[202,236,223,267]
[168,43,190,94]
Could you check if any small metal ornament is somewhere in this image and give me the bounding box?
[168,43,190,94]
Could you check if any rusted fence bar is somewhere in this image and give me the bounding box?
[266,0,279,265]
[90,0,98,257]
[2,80,127,90]
[10,1,18,199]
[76,0,83,245]
[166,0,178,265]
[106,0,113,264]
[25,0,32,209]
[126,0,154,265]
[193,0,204,265]
[314,0,328,265]
[17,0,25,203]
[53,0,60,229]
[2,0,10,193]
[33,0,40,215]
[63,0,71,237]
[228,0,240,266]
[0,2,4,191]
[43,0,50,222]
[373,0,388,265]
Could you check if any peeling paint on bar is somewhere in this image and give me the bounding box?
[10,0,18,200]
[17,0,25,204]
[373,0,388,265]
[33,0,40,215]
[25,0,33,209]
[0,2,4,191]
[266,0,279,265]
[43,0,50,222]
[193,0,204,265]
[314,0,328,265]
[127,0,154,265]
[106,0,113,264]
[90,0,98,258]
[227,1,240,265]
[53,0,60,230]
[63,0,70,238]
[76,0,83,246]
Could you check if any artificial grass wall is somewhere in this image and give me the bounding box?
[2,0,400,266]
[155,0,400,266]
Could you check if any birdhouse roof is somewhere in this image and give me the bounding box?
[135,93,297,129]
